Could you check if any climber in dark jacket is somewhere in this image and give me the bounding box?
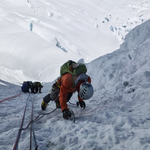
[31,82,43,93]
[21,81,32,92]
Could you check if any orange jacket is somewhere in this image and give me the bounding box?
[59,73,91,111]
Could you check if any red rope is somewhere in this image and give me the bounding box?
[0,93,22,103]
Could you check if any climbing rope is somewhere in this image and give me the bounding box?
[70,109,76,123]
[13,93,30,150]
[21,108,58,131]
[13,94,39,150]
[30,97,38,150]
[69,101,77,106]
[30,97,33,150]
[0,92,22,103]
[13,95,76,150]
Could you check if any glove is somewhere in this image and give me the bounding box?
[63,109,72,119]
[77,101,86,109]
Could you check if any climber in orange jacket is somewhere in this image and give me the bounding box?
[41,72,93,119]
[41,60,94,120]
[60,72,93,119]
[59,73,91,110]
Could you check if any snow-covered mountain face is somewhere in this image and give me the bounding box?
[88,18,150,97]
[0,0,150,83]
[1,1,150,149]
[1,19,150,150]
[85,19,150,150]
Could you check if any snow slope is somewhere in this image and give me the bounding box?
[1,19,150,150]
[0,0,150,83]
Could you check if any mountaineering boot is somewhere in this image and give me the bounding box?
[55,99,61,108]
[41,100,48,110]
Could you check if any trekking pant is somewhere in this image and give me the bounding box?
[43,93,52,103]
[43,91,73,104]
[67,92,73,102]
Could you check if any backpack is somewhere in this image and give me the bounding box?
[60,60,87,77]
[21,81,29,92]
